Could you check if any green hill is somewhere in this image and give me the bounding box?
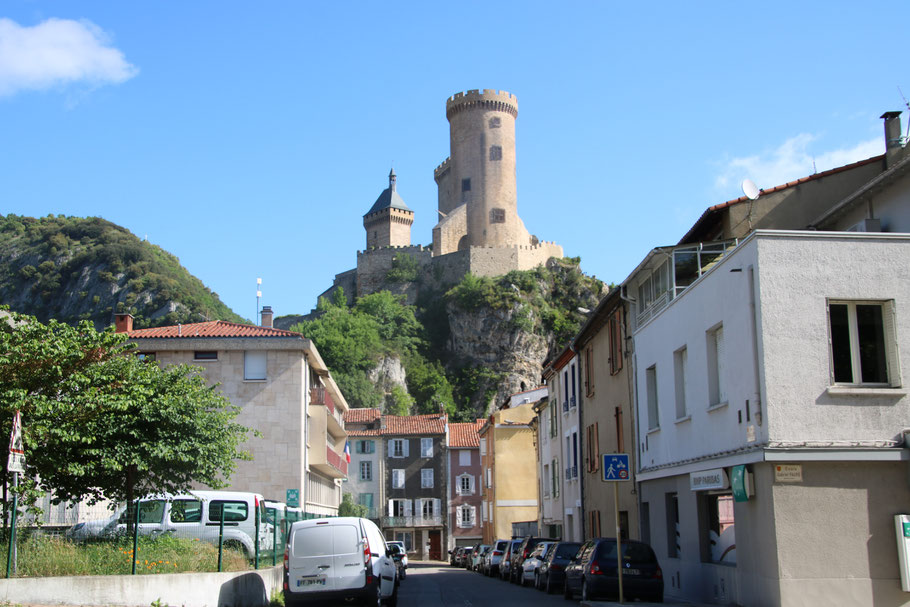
[0,214,247,329]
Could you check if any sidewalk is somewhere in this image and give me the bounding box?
[581,600,717,607]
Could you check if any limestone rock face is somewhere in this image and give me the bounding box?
[368,355,408,395]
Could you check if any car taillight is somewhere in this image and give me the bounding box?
[654,565,663,579]
[493,551,502,556]
[590,561,603,575]
[364,538,372,565]
[522,548,530,558]
[284,545,289,569]
[551,564,563,571]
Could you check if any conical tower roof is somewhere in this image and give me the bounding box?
[364,168,411,216]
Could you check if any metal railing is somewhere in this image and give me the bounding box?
[381,515,443,528]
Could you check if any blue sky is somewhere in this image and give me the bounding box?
[2,1,907,322]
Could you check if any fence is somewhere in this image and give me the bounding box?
[1,493,335,578]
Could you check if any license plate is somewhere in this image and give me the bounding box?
[623,568,640,575]
[297,576,326,587]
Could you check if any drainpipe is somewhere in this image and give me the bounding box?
[618,289,640,537]
[747,265,764,428]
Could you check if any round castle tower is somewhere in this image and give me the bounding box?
[363,168,413,249]
[441,89,525,249]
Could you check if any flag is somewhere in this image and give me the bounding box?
[344,440,351,463]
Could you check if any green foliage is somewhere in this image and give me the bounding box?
[450,365,505,421]
[404,357,455,416]
[338,492,367,518]
[0,214,247,330]
[0,309,253,510]
[385,252,418,283]
[386,385,414,416]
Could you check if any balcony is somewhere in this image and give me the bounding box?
[381,515,443,528]
[311,444,348,479]
[311,386,345,439]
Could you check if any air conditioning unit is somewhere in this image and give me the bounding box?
[846,218,882,232]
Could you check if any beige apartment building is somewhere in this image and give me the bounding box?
[119,308,348,515]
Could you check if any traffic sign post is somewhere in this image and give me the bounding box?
[6,411,24,578]
[602,453,631,603]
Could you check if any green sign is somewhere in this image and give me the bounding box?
[903,522,910,538]
[731,465,750,502]
[286,489,300,508]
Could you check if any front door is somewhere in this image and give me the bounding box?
[429,530,442,560]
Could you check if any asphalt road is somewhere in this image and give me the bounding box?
[397,561,576,607]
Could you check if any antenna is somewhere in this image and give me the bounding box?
[256,277,262,325]
[742,179,761,201]
[899,86,910,142]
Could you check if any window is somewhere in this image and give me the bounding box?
[666,493,679,558]
[485,467,492,488]
[489,145,502,161]
[479,438,487,456]
[489,208,505,223]
[458,505,476,528]
[395,531,413,551]
[488,117,501,129]
[458,473,475,495]
[421,468,434,488]
[194,350,217,361]
[170,499,202,523]
[571,431,578,479]
[420,498,439,518]
[461,178,471,192]
[588,510,602,538]
[458,450,471,466]
[829,301,900,386]
[389,499,411,517]
[359,493,374,509]
[209,500,247,523]
[585,423,600,473]
[609,308,623,374]
[420,438,433,458]
[551,458,560,498]
[646,364,659,430]
[244,351,267,380]
[389,439,408,458]
[706,325,726,406]
[392,469,405,489]
[549,400,558,437]
[674,347,688,419]
[700,493,735,564]
[570,363,577,407]
[360,461,372,482]
[543,463,550,497]
[137,352,156,362]
[584,346,595,396]
[563,370,569,411]
[356,440,375,454]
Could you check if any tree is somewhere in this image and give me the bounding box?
[338,492,367,517]
[0,310,252,513]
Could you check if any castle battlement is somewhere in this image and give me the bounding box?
[446,89,518,119]
[357,244,429,257]
[434,157,451,181]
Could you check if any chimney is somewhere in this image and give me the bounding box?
[261,305,273,328]
[881,111,904,167]
[114,313,133,333]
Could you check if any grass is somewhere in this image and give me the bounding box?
[0,533,258,577]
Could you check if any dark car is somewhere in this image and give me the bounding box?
[535,540,581,593]
[564,538,663,603]
[509,536,554,583]
[485,538,510,576]
[459,547,474,568]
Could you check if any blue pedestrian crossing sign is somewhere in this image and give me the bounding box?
[602,454,631,482]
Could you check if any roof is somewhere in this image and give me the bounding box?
[678,154,884,244]
[449,419,485,448]
[383,413,447,435]
[127,320,303,339]
[364,170,412,216]
[343,408,382,425]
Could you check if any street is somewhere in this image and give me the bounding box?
[397,561,576,607]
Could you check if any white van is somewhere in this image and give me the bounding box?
[284,517,397,606]
[67,490,273,557]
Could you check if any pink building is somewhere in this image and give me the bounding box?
[447,420,485,551]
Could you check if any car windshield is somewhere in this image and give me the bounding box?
[594,541,657,564]
[555,543,582,559]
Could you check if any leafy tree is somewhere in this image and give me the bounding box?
[385,253,418,283]
[0,310,252,514]
[404,357,454,416]
[338,492,367,517]
[386,385,414,417]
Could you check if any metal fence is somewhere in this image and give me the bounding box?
[1,493,335,578]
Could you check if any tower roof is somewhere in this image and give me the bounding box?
[364,169,412,216]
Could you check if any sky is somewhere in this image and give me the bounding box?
[2,1,908,323]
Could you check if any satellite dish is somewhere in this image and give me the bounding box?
[742,179,761,200]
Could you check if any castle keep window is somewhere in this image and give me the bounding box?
[489,117,501,128]
[489,145,502,161]
[462,178,471,192]
[490,208,505,223]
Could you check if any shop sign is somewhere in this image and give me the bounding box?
[689,468,728,491]
[731,465,752,502]
[774,464,802,483]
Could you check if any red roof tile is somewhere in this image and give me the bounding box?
[344,408,382,425]
[449,419,485,448]
[382,413,447,436]
[127,320,303,339]
[346,428,384,437]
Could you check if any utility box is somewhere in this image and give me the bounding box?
[894,514,910,592]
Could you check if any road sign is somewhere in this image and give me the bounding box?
[286,489,300,508]
[8,410,25,474]
[602,453,630,482]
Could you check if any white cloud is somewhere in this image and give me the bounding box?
[0,18,138,98]
[714,133,883,195]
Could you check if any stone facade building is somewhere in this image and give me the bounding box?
[447,419,485,551]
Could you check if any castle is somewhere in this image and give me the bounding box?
[326,89,564,305]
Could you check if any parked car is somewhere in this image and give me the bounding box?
[461,546,474,568]
[536,540,581,594]
[509,536,554,583]
[484,539,510,576]
[66,490,273,557]
[563,538,663,603]
[283,516,398,606]
[520,541,554,587]
[387,540,408,573]
[456,546,473,568]
[498,539,522,580]
[470,544,490,571]
[389,543,406,583]
[449,547,459,566]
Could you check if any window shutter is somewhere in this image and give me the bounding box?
[715,327,726,402]
[433,499,441,516]
[593,423,600,471]
[470,475,475,494]
[884,300,903,387]
[469,505,476,526]
[404,500,412,517]
[403,440,410,457]
[388,440,395,458]
[388,500,394,517]
[415,498,423,516]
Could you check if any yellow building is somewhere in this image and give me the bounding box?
[479,403,539,543]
